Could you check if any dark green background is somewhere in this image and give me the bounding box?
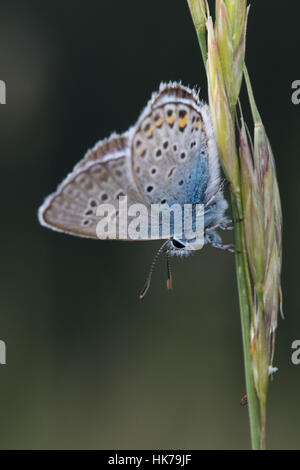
[0,0,298,449]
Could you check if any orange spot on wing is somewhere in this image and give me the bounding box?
[146,127,154,139]
[167,116,175,125]
[139,147,146,157]
[178,115,189,129]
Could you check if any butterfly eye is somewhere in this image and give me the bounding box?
[172,239,186,249]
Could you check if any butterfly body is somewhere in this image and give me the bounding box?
[39,82,231,259]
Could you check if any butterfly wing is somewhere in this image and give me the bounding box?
[38,133,147,239]
[39,83,226,242]
[130,82,221,208]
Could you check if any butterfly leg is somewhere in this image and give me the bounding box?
[219,218,244,233]
[205,230,235,253]
[219,220,234,231]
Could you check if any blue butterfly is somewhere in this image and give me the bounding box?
[39,82,232,298]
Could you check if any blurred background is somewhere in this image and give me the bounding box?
[0,0,298,450]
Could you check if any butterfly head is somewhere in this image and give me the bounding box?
[166,238,194,258]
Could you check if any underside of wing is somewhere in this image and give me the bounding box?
[129,82,221,208]
[39,83,226,243]
[39,133,146,239]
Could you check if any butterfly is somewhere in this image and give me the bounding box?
[38,82,233,298]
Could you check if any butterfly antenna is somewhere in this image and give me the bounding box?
[166,253,173,291]
[139,240,170,300]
